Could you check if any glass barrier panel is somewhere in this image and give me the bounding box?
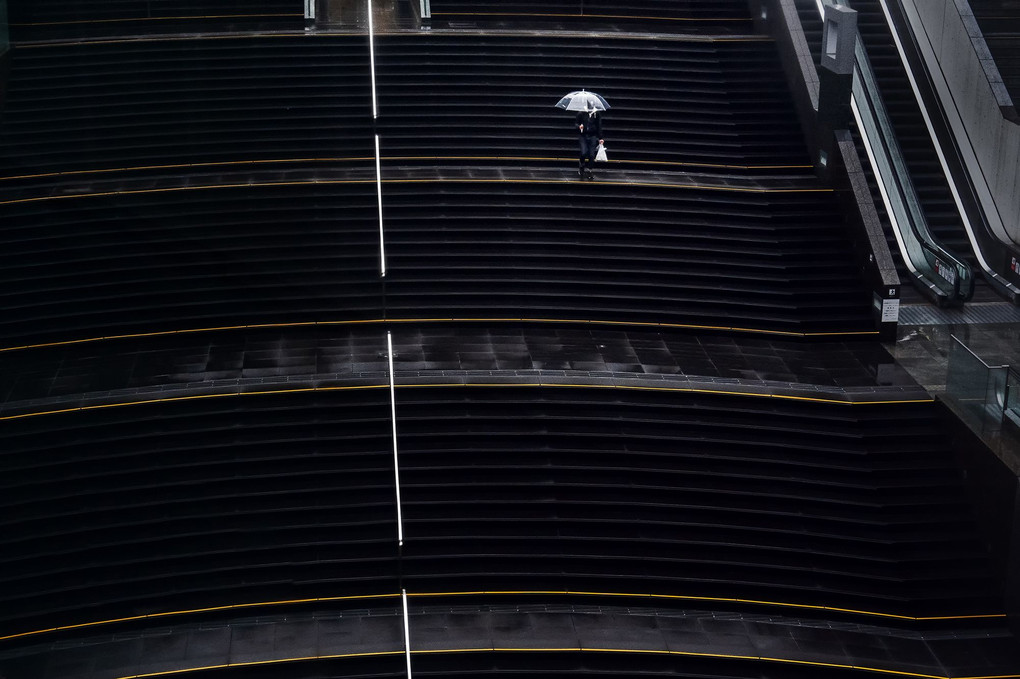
[945,336,1007,434]
[1006,368,1020,428]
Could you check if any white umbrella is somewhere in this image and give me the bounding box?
[554,90,611,112]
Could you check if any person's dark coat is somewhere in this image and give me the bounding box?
[575,110,603,138]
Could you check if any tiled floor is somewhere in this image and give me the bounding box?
[0,324,921,411]
[2,604,1017,679]
[889,322,1020,394]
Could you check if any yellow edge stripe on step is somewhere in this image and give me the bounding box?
[0,319,879,355]
[0,590,1001,647]
[0,157,813,182]
[109,647,1020,679]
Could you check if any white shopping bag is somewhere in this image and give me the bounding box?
[595,143,608,162]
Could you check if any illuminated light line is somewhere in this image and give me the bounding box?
[117,651,404,679]
[0,178,832,206]
[13,13,301,26]
[395,381,934,401]
[0,380,933,424]
[376,137,386,276]
[0,593,400,643]
[0,384,389,422]
[388,332,403,546]
[408,590,1001,620]
[102,647,1020,679]
[402,590,413,679]
[0,589,1001,647]
[0,318,879,355]
[0,157,812,183]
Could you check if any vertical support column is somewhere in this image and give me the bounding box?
[816,3,856,180]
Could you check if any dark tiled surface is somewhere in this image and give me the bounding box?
[0,324,924,415]
[890,322,1020,394]
[2,605,1018,679]
[888,321,1020,473]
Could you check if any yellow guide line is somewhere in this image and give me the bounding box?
[16,32,364,48]
[0,380,933,424]
[13,13,301,26]
[109,647,1020,679]
[0,589,999,647]
[0,593,400,643]
[120,651,403,679]
[0,177,830,206]
[433,12,750,21]
[0,384,389,422]
[0,156,811,183]
[0,318,878,355]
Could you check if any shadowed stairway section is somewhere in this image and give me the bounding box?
[6,0,305,41]
[396,385,1001,619]
[0,389,399,636]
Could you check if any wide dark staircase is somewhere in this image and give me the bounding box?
[376,32,869,334]
[0,390,400,636]
[397,387,999,618]
[374,34,810,169]
[0,386,1003,635]
[381,180,869,332]
[0,37,374,172]
[0,1,1018,678]
[0,30,875,344]
[0,36,381,344]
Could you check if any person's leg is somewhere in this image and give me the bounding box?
[578,136,588,177]
[584,136,596,178]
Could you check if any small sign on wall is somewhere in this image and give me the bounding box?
[881,297,900,323]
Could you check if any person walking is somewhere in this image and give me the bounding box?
[576,104,604,180]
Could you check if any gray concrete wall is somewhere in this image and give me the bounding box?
[902,0,1020,246]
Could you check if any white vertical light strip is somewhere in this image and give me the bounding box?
[376,134,386,277]
[367,0,378,120]
[401,589,413,679]
[368,0,385,277]
[388,331,403,547]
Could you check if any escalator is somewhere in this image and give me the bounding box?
[794,0,989,305]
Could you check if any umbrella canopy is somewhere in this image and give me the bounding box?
[555,90,611,112]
